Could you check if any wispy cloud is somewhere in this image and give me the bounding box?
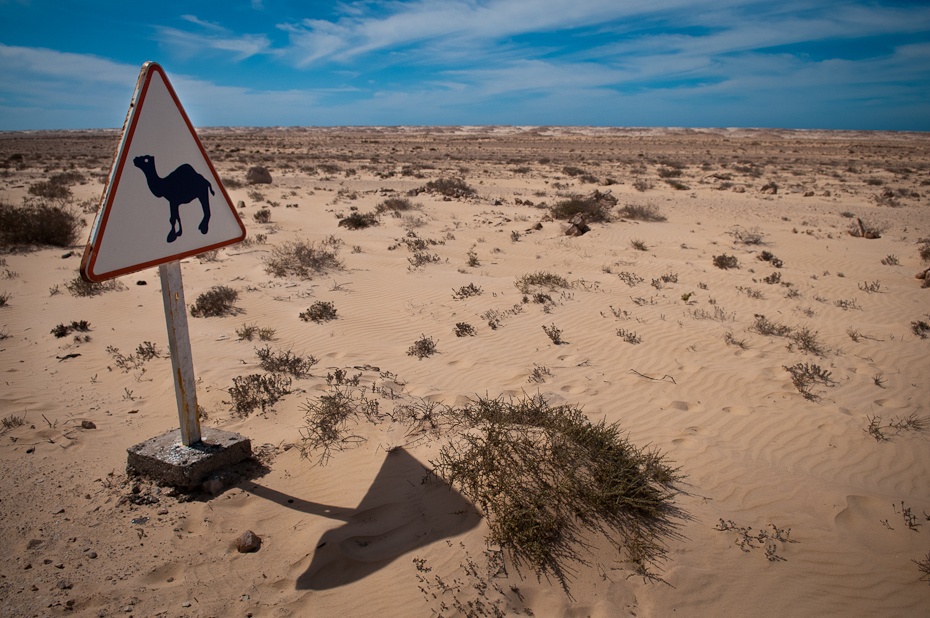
[155,16,276,62]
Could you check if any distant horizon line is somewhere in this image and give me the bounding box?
[2,124,927,136]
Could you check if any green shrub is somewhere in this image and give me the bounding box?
[0,200,81,248]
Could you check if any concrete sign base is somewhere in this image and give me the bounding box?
[127,427,252,488]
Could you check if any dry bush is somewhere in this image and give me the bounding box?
[189,286,239,317]
[515,271,570,294]
[784,363,833,400]
[236,323,276,341]
[407,334,438,359]
[338,211,379,229]
[431,394,683,582]
[65,276,126,297]
[228,373,292,416]
[618,202,666,222]
[550,193,615,223]
[713,254,739,270]
[0,200,81,248]
[454,322,477,337]
[255,345,318,377]
[420,177,476,198]
[299,300,338,323]
[264,236,343,279]
[253,208,271,223]
[375,196,417,213]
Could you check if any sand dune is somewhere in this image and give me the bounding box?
[1,127,928,616]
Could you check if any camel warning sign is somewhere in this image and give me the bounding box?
[81,62,245,282]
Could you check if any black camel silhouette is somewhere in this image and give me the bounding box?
[133,155,213,243]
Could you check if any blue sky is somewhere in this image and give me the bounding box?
[1,0,929,131]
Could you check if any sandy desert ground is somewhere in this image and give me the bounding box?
[1,126,929,617]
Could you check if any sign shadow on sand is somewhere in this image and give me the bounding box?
[247,447,481,590]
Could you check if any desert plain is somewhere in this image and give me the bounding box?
[1,126,929,617]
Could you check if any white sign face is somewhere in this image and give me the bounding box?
[81,62,245,282]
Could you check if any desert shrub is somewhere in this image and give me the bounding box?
[550,195,612,223]
[106,342,162,372]
[632,178,653,192]
[657,167,682,179]
[881,254,899,266]
[407,250,441,269]
[253,208,271,223]
[732,227,764,245]
[919,240,930,263]
[407,334,437,359]
[338,211,379,229]
[264,236,343,279]
[542,323,563,344]
[912,318,930,339]
[0,200,81,248]
[916,551,930,585]
[236,323,276,341]
[255,345,318,377]
[515,271,570,294]
[27,172,84,200]
[375,197,416,213]
[421,177,476,198]
[51,320,91,338]
[630,239,648,251]
[789,326,826,356]
[758,250,784,268]
[228,373,292,416]
[562,166,587,177]
[431,394,682,579]
[299,300,338,323]
[454,322,477,337]
[783,363,833,400]
[617,203,666,222]
[0,291,10,307]
[751,314,793,337]
[665,179,690,190]
[452,283,483,300]
[65,276,126,297]
[713,254,739,270]
[298,387,381,464]
[617,328,642,344]
[189,286,239,317]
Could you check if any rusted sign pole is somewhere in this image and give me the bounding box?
[159,260,201,445]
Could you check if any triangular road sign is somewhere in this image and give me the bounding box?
[81,62,246,282]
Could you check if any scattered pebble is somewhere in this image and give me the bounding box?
[235,530,262,553]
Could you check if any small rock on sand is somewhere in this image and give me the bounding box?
[236,530,262,553]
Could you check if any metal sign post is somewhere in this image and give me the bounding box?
[159,260,201,445]
[83,61,251,485]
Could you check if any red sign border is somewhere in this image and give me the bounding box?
[80,62,246,283]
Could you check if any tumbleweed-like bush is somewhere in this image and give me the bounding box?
[431,394,683,583]
[264,236,344,279]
